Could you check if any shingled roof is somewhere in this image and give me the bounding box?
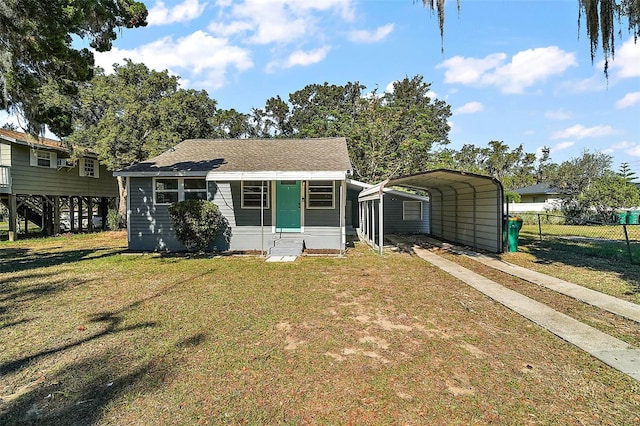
[0,128,68,151]
[116,138,353,176]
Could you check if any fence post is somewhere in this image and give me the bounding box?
[622,225,633,264]
[537,213,543,242]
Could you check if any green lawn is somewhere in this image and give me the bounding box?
[519,223,640,265]
[1,232,639,425]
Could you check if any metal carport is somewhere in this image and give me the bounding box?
[358,169,504,254]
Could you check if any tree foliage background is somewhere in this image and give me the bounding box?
[66,60,218,225]
[0,0,148,136]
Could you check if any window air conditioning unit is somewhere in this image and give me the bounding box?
[57,158,75,168]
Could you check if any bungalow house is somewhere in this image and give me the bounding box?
[0,129,118,240]
[114,137,357,255]
[507,183,564,213]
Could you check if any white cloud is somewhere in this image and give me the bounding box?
[551,124,616,140]
[436,53,506,85]
[626,145,640,157]
[545,109,572,120]
[552,141,575,152]
[148,0,208,26]
[207,20,253,37]
[616,91,640,109]
[454,101,484,115]
[603,141,638,155]
[607,37,640,79]
[437,46,577,93]
[212,0,355,45]
[93,31,253,90]
[384,81,397,93]
[267,46,331,71]
[348,24,394,43]
[559,75,607,94]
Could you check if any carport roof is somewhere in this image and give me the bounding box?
[359,169,503,200]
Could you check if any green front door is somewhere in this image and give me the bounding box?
[276,180,301,231]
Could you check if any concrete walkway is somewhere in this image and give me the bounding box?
[424,238,640,324]
[389,237,640,381]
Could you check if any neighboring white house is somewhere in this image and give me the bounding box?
[506,183,564,213]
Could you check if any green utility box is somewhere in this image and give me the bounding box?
[506,216,523,252]
[627,210,640,225]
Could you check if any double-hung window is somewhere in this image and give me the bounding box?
[154,178,207,204]
[30,149,56,168]
[37,151,51,167]
[241,181,269,209]
[403,201,422,221]
[307,181,334,209]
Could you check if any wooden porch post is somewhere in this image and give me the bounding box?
[8,194,17,241]
[53,196,60,234]
[23,203,28,234]
[69,197,76,232]
[87,197,94,232]
[100,197,108,230]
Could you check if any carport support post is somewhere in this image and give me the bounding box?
[378,193,384,255]
[370,200,375,249]
[340,181,346,255]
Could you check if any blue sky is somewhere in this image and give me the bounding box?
[4,0,640,175]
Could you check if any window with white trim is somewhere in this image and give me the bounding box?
[241,181,269,209]
[403,201,422,220]
[154,178,208,205]
[184,179,208,200]
[37,151,51,167]
[29,149,57,168]
[79,158,100,178]
[307,180,334,209]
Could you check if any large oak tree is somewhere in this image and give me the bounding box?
[0,0,148,136]
[66,60,218,226]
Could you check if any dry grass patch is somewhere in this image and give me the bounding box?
[1,232,639,425]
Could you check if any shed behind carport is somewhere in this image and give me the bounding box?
[358,169,504,253]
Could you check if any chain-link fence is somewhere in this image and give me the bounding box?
[517,213,640,265]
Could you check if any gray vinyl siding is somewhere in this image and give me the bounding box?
[9,144,117,197]
[383,195,429,234]
[346,187,360,227]
[128,177,344,251]
[128,177,180,251]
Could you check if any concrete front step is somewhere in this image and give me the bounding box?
[269,238,303,257]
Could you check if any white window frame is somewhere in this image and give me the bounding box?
[403,200,422,221]
[183,179,208,201]
[153,178,207,205]
[79,158,100,178]
[306,180,335,209]
[241,181,270,209]
[30,149,57,168]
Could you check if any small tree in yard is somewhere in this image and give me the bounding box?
[168,200,231,252]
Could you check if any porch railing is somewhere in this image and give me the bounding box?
[0,165,10,193]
